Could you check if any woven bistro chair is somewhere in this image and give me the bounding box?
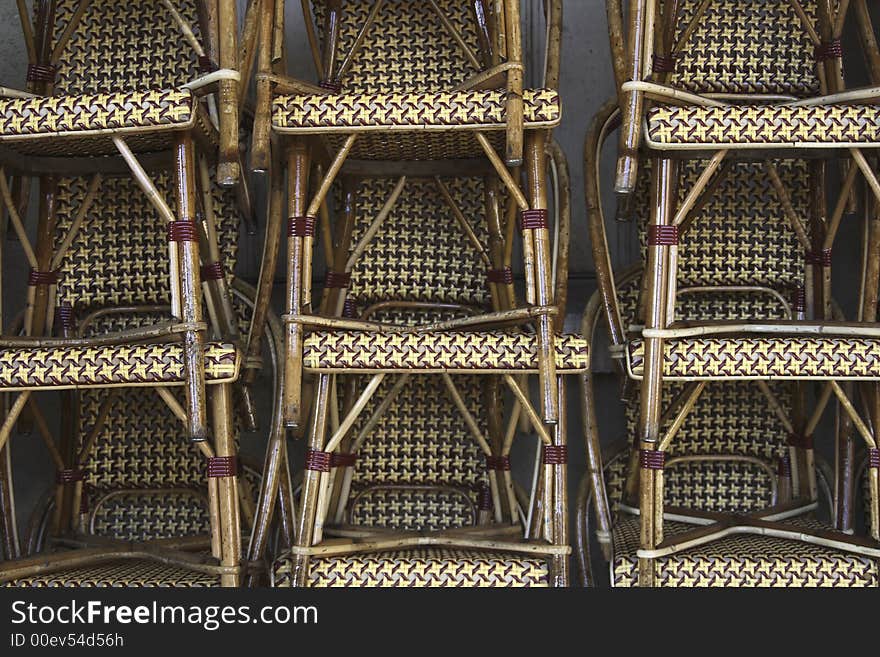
[0,0,257,449]
[243,0,565,433]
[578,101,880,588]
[603,1,880,587]
[269,144,583,587]
[0,167,286,587]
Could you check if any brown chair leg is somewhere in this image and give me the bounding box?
[173,133,209,442]
[548,375,569,587]
[291,373,331,587]
[211,383,241,587]
[524,132,558,425]
[283,140,312,429]
[637,157,678,588]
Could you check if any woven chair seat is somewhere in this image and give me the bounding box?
[302,331,588,373]
[0,88,212,157]
[273,548,549,587]
[4,559,220,587]
[272,88,560,160]
[612,516,879,587]
[646,104,880,149]
[0,341,238,390]
[626,336,880,380]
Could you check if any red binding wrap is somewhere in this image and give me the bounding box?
[56,468,85,484]
[319,79,342,92]
[305,449,332,472]
[330,452,358,468]
[487,267,514,284]
[167,221,199,242]
[201,261,225,281]
[288,215,316,238]
[788,433,813,449]
[778,454,792,477]
[342,298,357,318]
[806,249,832,267]
[198,56,218,73]
[478,483,492,511]
[791,286,806,313]
[652,53,675,73]
[28,269,58,286]
[325,271,351,289]
[207,456,239,478]
[639,449,665,470]
[485,455,511,471]
[27,63,56,82]
[647,225,679,246]
[520,209,549,231]
[815,39,843,61]
[55,304,75,331]
[869,448,880,469]
[542,445,568,465]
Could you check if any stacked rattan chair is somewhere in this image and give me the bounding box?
[581,0,880,587]
[0,0,265,587]
[243,0,582,587]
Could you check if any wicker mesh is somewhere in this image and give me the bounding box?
[312,0,482,92]
[52,0,201,95]
[608,160,812,511]
[53,171,239,314]
[669,0,821,96]
[334,177,495,530]
[346,177,490,308]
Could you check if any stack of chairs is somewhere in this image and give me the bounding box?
[244,0,583,587]
[0,0,272,587]
[580,0,880,587]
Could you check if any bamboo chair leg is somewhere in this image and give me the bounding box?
[173,133,209,441]
[211,383,241,587]
[0,440,18,560]
[835,381,856,531]
[548,376,569,587]
[283,140,311,428]
[291,374,331,587]
[243,149,285,431]
[637,157,677,588]
[217,0,241,186]
[524,132,558,425]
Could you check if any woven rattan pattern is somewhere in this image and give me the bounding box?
[646,105,880,147]
[54,171,239,313]
[611,516,878,587]
[275,548,549,587]
[668,0,820,96]
[349,487,477,531]
[6,559,220,587]
[635,160,806,289]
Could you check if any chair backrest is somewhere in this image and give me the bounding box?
[50,170,241,541]
[311,0,485,92]
[50,0,201,95]
[664,0,822,97]
[607,159,811,512]
[339,176,495,531]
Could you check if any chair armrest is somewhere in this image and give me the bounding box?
[183,68,241,95]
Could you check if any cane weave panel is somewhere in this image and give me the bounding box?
[273,548,549,587]
[90,491,210,541]
[611,516,879,587]
[668,0,821,96]
[646,105,880,148]
[349,487,477,531]
[54,171,240,313]
[273,88,561,132]
[312,0,482,94]
[52,0,201,94]
[0,341,237,390]
[634,160,806,289]
[5,559,219,587]
[627,336,880,380]
[303,330,588,372]
[346,177,491,308]
[346,374,487,529]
